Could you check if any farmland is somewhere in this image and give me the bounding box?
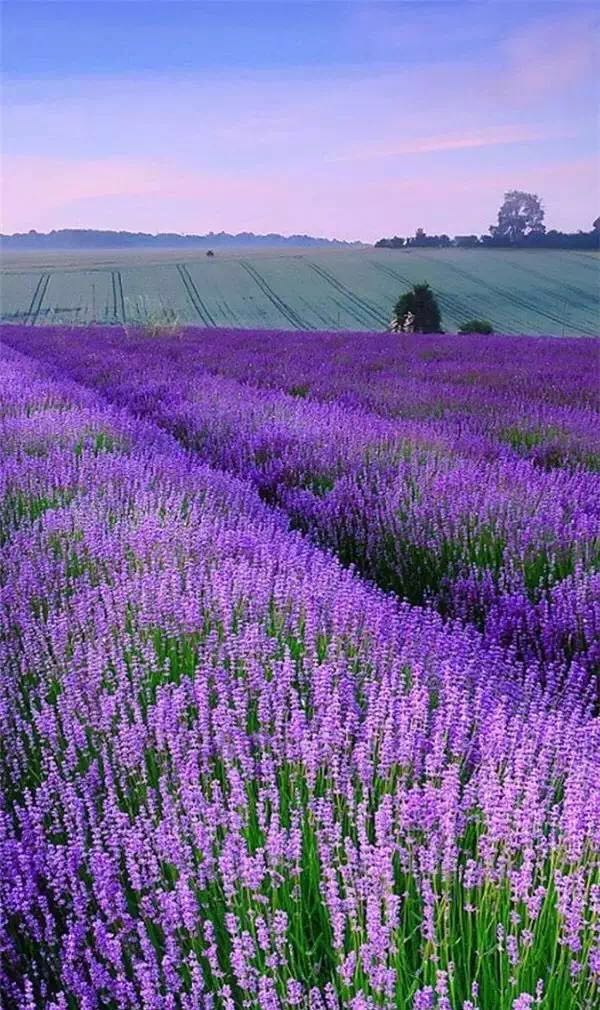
[1,322,599,1010]
[1,247,598,336]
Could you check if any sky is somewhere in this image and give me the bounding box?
[1,0,598,241]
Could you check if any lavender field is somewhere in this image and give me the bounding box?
[1,325,599,1010]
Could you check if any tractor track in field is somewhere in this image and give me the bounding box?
[25,275,45,320]
[117,271,125,322]
[111,272,118,319]
[298,294,338,330]
[568,252,599,271]
[402,252,538,327]
[369,260,498,333]
[26,273,51,326]
[111,271,126,322]
[239,261,307,330]
[220,299,240,326]
[305,261,388,328]
[329,295,371,329]
[176,264,217,327]
[370,261,469,322]
[296,258,370,328]
[408,252,599,337]
[480,254,598,328]
[484,254,594,304]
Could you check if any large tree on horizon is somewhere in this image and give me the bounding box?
[490,190,546,244]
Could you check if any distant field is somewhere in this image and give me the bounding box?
[1,247,598,336]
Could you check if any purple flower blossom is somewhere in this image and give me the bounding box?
[1,328,598,1009]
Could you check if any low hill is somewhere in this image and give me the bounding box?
[0,229,363,251]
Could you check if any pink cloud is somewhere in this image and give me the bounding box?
[329,124,570,163]
[1,155,170,227]
[1,148,596,243]
[0,154,299,234]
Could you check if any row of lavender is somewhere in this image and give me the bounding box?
[154,329,600,466]
[1,341,599,1009]
[4,326,598,689]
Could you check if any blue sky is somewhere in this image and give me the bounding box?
[3,2,574,76]
[1,1,598,239]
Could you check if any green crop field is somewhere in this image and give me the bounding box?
[1,247,598,335]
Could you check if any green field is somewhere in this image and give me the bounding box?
[1,247,598,335]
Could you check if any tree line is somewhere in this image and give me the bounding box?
[0,229,362,251]
[376,192,600,250]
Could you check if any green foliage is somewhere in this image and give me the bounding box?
[500,425,561,453]
[454,234,481,248]
[490,190,545,244]
[393,282,443,333]
[459,319,494,334]
[375,236,405,248]
[289,383,310,398]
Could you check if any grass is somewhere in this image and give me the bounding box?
[1,248,598,335]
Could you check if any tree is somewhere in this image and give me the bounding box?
[407,230,451,248]
[489,191,545,244]
[593,217,600,233]
[375,236,405,248]
[454,235,480,248]
[392,283,443,333]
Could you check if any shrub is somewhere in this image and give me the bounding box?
[459,319,494,334]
